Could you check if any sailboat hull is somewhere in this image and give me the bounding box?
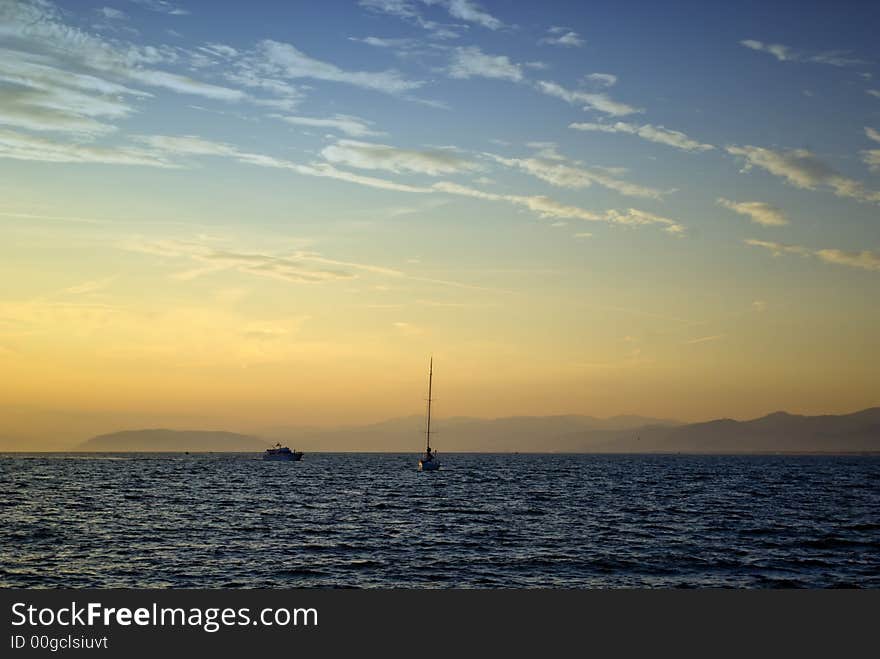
[418,458,440,471]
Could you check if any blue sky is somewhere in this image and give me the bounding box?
[0,0,878,434]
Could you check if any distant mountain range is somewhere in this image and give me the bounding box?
[79,429,269,452]
[258,414,679,452]
[70,408,880,453]
[259,409,880,453]
[590,408,880,454]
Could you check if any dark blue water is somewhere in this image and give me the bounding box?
[1,453,878,588]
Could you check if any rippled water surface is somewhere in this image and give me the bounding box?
[1,453,878,588]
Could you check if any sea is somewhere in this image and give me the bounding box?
[1,453,878,588]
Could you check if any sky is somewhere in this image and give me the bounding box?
[1,0,879,446]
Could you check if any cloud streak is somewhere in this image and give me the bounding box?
[439,0,504,30]
[570,121,713,152]
[739,39,864,67]
[745,239,880,272]
[3,1,245,103]
[684,334,726,345]
[129,0,190,15]
[136,134,434,192]
[540,27,585,48]
[360,0,505,34]
[433,181,685,233]
[0,128,177,167]
[62,276,117,295]
[717,198,789,226]
[863,127,880,172]
[536,80,641,117]
[130,134,684,235]
[321,139,477,176]
[487,152,667,199]
[245,39,423,95]
[0,49,149,136]
[727,145,880,204]
[120,239,387,284]
[448,46,523,81]
[271,113,383,137]
[121,237,494,293]
[584,73,616,87]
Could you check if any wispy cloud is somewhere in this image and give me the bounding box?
[243,39,423,95]
[487,151,667,199]
[524,142,565,160]
[198,43,239,59]
[745,239,880,272]
[863,127,880,172]
[727,145,880,204]
[433,181,685,233]
[739,39,865,67]
[121,236,492,293]
[448,46,523,82]
[0,128,177,167]
[359,0,421,22]
[98,7,128,21]
[743,239,811,257]
[62,276,117,295]
[129,0,190,16]
[392,321,425,335]
[539,26,585,48]
[359,0,459,39]
[362,0,505,32]
[133,134,239,157]
[136,133,433,192]
[683,334,726,345]
[438,0,504,30]
[814,249,880,272]
[3,0,246,113]
[321,139,477,176]
[570,121,713,152]
[271,113,383,137]
[0,1,426,142]
[348,36,417,49]
[120,238,389,284]
[536,80,641,117]
[739,40,795,62]
[717,198,789,226]
[0,49,149,135]
[0,299,123,340]
[605,208,685,234]
[584,73,616,87]
[126,68,246,100]
[222,70,302,111]
[0,211,107,225]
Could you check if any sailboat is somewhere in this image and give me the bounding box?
[418,357,441,471]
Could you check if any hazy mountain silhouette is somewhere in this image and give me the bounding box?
[257,414,678,452]
[59,408,880,453]
[574,407,880,453]
[259,409,879,452]
[79,429,270,452]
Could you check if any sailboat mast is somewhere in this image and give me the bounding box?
[425,357,433,451]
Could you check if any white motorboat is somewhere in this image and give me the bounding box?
[263,443,303,461]
[418,357,441,472]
